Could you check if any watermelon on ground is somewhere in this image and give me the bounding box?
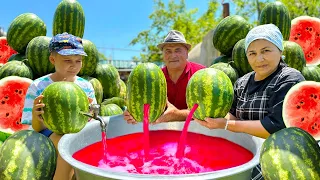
[0,37,17,65]
[100,103,123,116]
[282,41,306,71]
[289,16,320,65]
[282,81,320,140]
[0,60,33,79]
[0,76,32,142]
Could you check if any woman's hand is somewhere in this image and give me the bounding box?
[194,117,228,130]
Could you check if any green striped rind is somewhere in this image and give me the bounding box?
[100,104,123,116]
[0,60,33,79]
[186,68,234,120]
[260,127,320,180]
[232,39,253,77]
[209,62,239,85]
[301,66,320,82]
[26,36,55,79]
[42,82,89,134]
[0,130,57,180]
[7,13,46,54]
[0,131,12,142]
[283,41,306,71]
[53,0,85,38]
[81,76,103,104]
[212,15,252,56]
[119,79,127,99]
[8,53,26,62]
[101,97,126,109]
[126,63,167,122]
[94,64,120,99]
[78,39,99,76]
[259,1,291,40]
[210,55,232,66]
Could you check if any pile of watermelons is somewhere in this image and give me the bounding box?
[0,0,126,142]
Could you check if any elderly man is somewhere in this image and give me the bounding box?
[124,30,205,124]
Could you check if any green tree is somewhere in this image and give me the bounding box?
[130,0,221,62]
[280,0,320,19]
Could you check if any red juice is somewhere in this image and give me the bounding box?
[73,130,253,175]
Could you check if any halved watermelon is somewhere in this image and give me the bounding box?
[0,76,32,141]
[289,16,320,65]
[0,37,17,65]
[283,81,320,140]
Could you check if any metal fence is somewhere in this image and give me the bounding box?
[99,60,164,69]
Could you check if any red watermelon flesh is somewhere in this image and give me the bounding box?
[0,37,17,65]
[283,81,320,140]
[289,16,320,65]
[0,76,32,135]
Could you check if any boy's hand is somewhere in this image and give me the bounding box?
[88,97,93,104]
[32,95,45,122]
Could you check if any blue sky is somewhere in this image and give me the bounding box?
[1,0,237,60]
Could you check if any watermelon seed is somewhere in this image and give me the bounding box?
[5,113,9,117]
[15,90,18,93]
[314,95,317,99]
[298,33,301,36]
[1,101,5,104]
[301,117,304,122]
[294,37,298,40]
[296,105,301,109]
[311,94,314,97]
[300,101,304,105]
[18,90,22,94]
[4,96,8,99]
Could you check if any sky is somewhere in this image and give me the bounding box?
[1,0,236,61]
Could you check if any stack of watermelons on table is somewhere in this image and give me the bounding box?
[0,0,126,149]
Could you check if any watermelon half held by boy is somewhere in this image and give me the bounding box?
[0,76,32,142]
[0,37,17,65]
[282,81,320,140]
[289,16,320,66]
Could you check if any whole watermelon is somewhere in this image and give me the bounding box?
[301,66,320,82]
[186,68,234,120]
[259,1,291,40]
[232,39,253,77]
[42,82,90,134]
[94,64,121,99]
[53,0,85,38]
[78,39,99,76]
[100,104,123,116]
[0,60,33,79]
[7,13,46,54]
[210,55,232,66]
[260,127,320,180]
[126,63,167,122]
[212,15,252,56]
[282,41,306,71]
[0,130,57,180]
[7,53,26,62]
[26,36,55,79]
[81,76,103,104]
[209,62,239,85]
[119,79,127,99]
[101,97,126,110]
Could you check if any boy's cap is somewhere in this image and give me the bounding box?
[49,32,87,56]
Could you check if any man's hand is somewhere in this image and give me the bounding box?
[152,100,180,125]
[32,95,45,122]
[194,117,227,129]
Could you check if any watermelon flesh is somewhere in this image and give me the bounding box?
[0,76,32,141]
[283,81,320,140]
[289,16,320,65]
[0,37,17,65]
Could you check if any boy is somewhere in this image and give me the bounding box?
[21,32,97,180]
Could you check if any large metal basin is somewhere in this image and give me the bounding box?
[58,115,265,180]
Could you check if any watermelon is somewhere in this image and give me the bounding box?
[42,82,90,134]
[301,66,320,82]
[0,141,2,147]
[94,64,121,99]
[7,13,46,54]
[100,104,123,117]
[232,39,253,77]
[260,127,320,180]
[53,0,85,38]
[0,60,33,79]
[101,97,126,110]
[0,130,57,180]
[283,81,320,140]
[282,41,306,71]
[212,15,252,56]
[209,62,239,85]
[210,55,232,66]
[26,36,55,79]
[0,37,17,65]
[81,76,103,104]
[78,39,99,76]
[126,63,167,123]
[119,78,127,99]
[289,16,320,65]
[7,53,26,62]
[259,1,291,40]
[186,68,234,120]
[0,76,32,142]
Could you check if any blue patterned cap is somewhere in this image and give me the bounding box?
[245,24,283,52]
[49,32,87,56]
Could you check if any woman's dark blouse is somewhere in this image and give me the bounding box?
[229,62,305,134]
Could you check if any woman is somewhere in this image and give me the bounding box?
[194,24,305,180]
